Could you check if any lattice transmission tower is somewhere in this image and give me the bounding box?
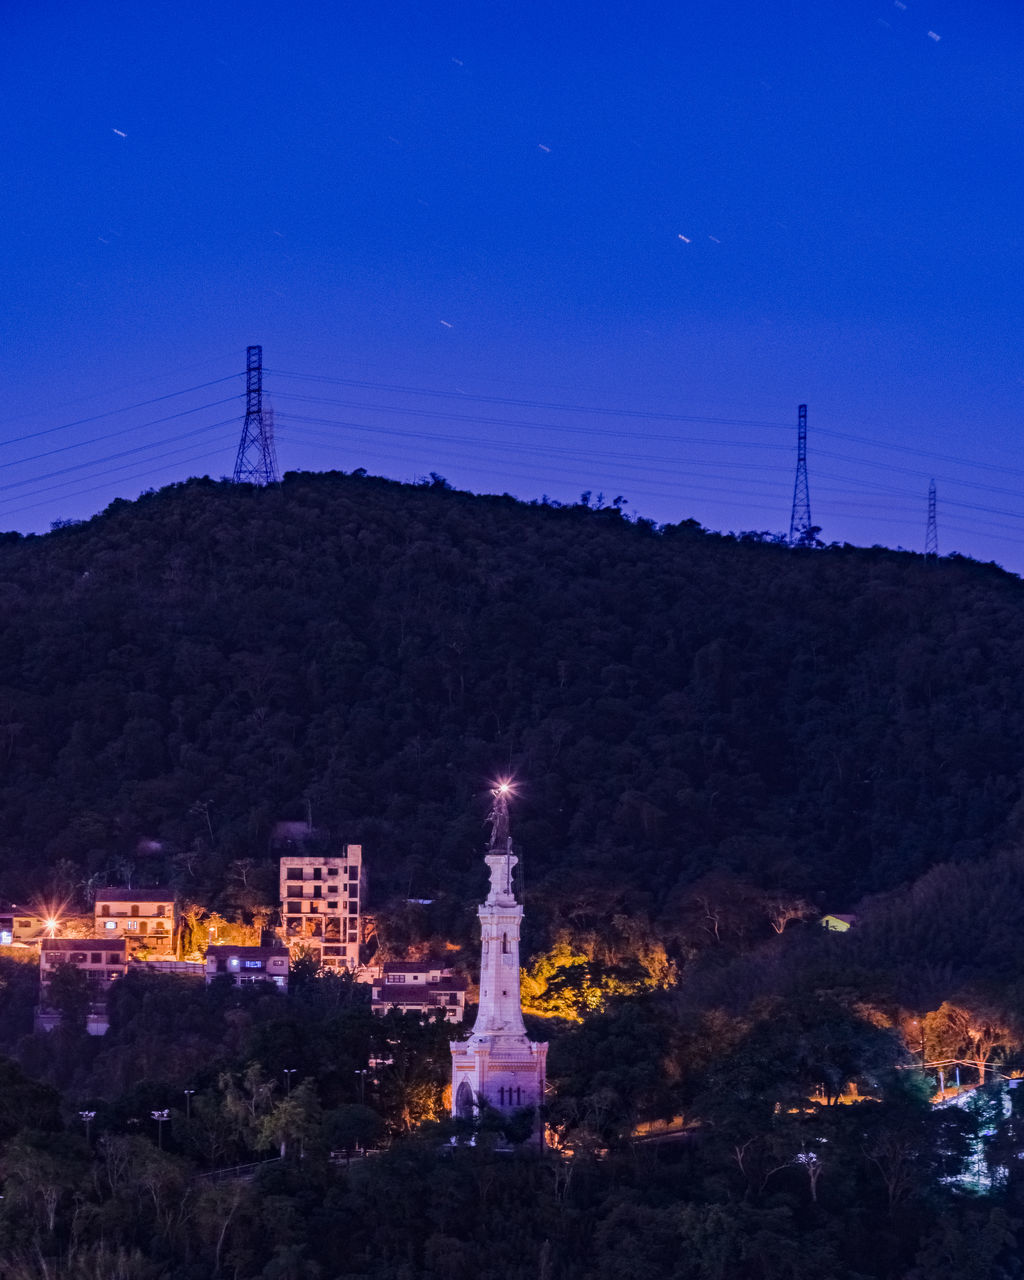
[232,345,279,485]
[788,403,813,545]
[925,479,938,557]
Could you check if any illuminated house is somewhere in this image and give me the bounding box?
[94,887,175,956]
[36,937,127,1034]
[450,786,547,1142]
[372,960,467,1022]
[278,844,362,970]
[205,944,289,988]
[0,906,52,946]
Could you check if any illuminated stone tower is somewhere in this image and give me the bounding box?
[450,785,547,1143]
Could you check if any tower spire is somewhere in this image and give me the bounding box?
[450,783,548,1143]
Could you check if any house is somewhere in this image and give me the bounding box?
[0,905,56,946]
[821,913,859,932]
[94,887,175,956]
[372,960,468,1022]
[205,944,289,989]
[278,844,362,970]
[36,937,127,1034]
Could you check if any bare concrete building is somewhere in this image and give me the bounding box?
[278,844,362,970]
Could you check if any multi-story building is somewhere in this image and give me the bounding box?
[205,944,289,989]
[36,937,127,1034]
[94,887,175,956]
[371,960,467,1022]
[278,844,362,970]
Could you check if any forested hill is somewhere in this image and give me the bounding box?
[1,471,1023,944]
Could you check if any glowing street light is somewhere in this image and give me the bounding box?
[183,1089,195,1120]
[283,1068,297,1094]
[79,1110,95,1144]
[150,1109,170,1148]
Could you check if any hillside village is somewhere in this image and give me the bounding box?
[2,476,1024,1276]
[4,827,470,1036]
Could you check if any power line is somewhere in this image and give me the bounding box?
[0,418,237,495]
[268,369,794,430]
[0,375,240,452]
[0,397,238,475]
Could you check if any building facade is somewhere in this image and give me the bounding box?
[278,844,362,970]
[36,937,127,1034]
[450,786,547,1142]
[205,944,289,988]
[372,960,467,1021]
[94,887,175,956]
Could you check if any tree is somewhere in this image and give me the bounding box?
[45,960,93,1033]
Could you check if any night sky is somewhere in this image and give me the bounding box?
[3,2,1022,567]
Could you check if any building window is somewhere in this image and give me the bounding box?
[108,954,120,964]
[313,886,322,898]
[502,932,510,954]
[104,920,117,931]
[90,952,101,964]
[286,900,302,912]
[130,905,139,917]
[243,960,263,969]
[327,867,339,876]
[155,906,165,917]
[100,905,110,917]
[348,867,358,879]
[386,974,406,984]
[348,902,358,915]
[286,869,303,881]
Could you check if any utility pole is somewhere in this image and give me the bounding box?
[232,345,279,485]
[925,479,938,557]
[788,404,813,546]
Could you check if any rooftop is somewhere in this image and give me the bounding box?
[206,945,289,960]
[94,887,175,903]
[42,938,126,952]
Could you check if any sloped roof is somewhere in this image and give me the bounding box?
[206,945,289,960]
[94,887,174,903]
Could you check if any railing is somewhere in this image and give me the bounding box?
[196,1157,282,1183]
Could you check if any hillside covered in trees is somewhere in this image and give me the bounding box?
[6,472,1024,1278]
[1,469,1024,952]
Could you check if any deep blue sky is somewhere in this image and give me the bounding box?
[3,1,1022,565]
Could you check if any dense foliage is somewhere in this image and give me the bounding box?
[2,470,1024,954]
[5,472,1024,1276]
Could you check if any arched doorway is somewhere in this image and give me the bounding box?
[455,1080,474,1120]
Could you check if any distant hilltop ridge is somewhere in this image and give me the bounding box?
[0,469,1022,953]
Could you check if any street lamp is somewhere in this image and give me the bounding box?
[183,1090,195,1120]
[79,1110,95,1144]
[354,1068,368,1105]
[150,1109,170,1149]
[283,1068,297,1094]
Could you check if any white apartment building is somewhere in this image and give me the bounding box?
[278,844,362,970]
[94,887,175,956]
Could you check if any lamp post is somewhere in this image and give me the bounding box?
[283,1068,297,1095]
[354,1068,367,1105]
[150,1109,170,1149]
[183,1090,195,1121]
[79,1110,95,1144]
